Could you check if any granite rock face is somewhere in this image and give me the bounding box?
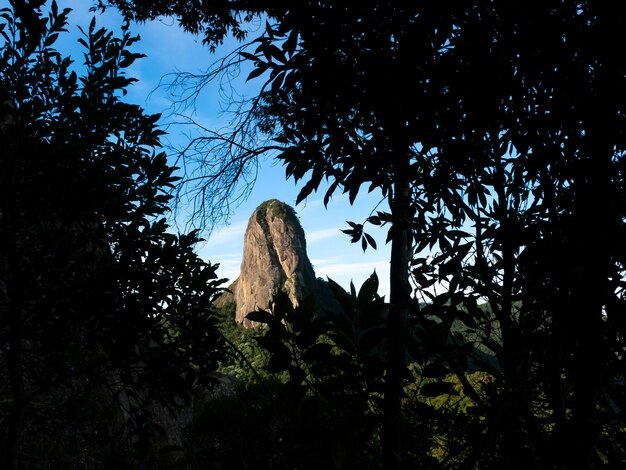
[233,200,317,326]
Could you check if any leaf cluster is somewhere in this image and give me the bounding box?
[108,0,626,466]
[245,273,388,467]
[0,3,226,466]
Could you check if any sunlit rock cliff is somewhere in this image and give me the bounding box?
[227,199,318,327]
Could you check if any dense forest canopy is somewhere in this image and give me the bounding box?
[1,0,626,468]
[109,1,626,467]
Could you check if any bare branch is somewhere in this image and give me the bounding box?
[155,35,282,234]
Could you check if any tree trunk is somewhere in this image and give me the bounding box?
[2,228,25,469]
[1,152,25,469]
[383,179,412,469]
[6,316,25,470]
[566,122,611,468]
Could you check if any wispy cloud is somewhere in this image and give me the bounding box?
[313,259,387,277]
[196,251,241,283]
[311,258,390,295]
[306,228,341,244]
[214,264,241,284]
[205,221,247,247]
[297,192,350,214]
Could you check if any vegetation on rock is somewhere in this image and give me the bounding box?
[234,199,317,326]
[255,199,301,235]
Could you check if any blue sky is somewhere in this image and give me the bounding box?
[55,1,392,296]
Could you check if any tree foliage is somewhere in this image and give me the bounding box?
[108,0,626,467]
[0,2,225,467]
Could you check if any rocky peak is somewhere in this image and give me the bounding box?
[233,199,317,327]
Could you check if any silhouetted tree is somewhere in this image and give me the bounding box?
[107,1,626,467]
[0,2,225,467]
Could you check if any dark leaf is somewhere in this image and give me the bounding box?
[327,277,353,315]
[302,342,334,364]
[357,272,379,308]
[239,51,258,62]
[421,362,451,379]
[246,64,267,81]
[364,232,377,250]
[245,310,274,325]
[420,381,459,397]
